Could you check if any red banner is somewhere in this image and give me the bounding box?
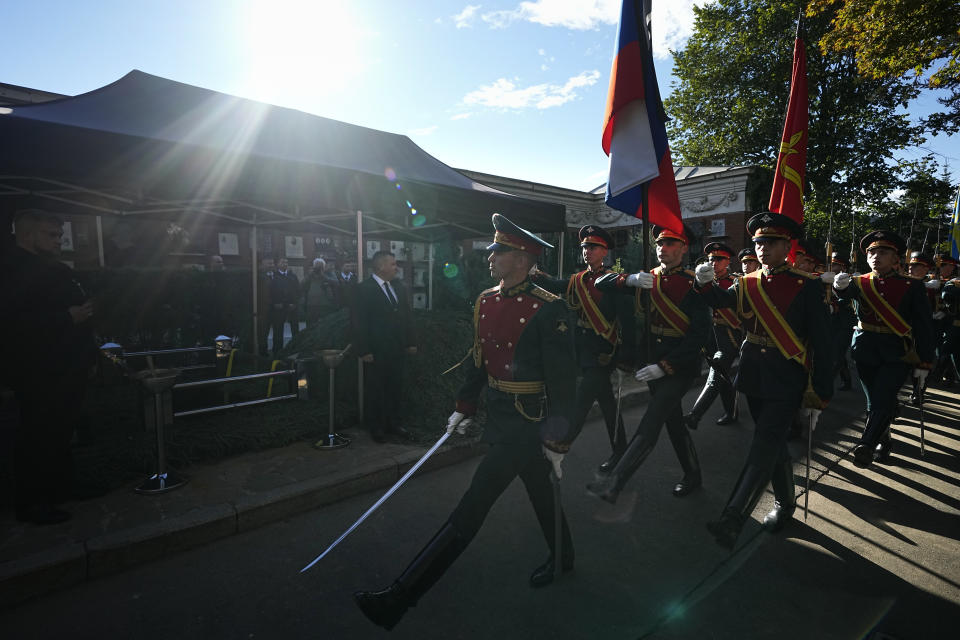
[768,35,807,224]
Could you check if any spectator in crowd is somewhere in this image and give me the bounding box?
[269,257,300,355]
[256,257,275,357]
[302,258,338,327]
[353,251,417,442]
[2,209,99,525]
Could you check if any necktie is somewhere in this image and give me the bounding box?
[383,281,398,307]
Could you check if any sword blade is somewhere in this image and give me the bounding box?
[804,412,813,521]
[919,394,926,458]
[551,469,562,581]
[300,430,452,572]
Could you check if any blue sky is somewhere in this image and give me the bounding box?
[3,0,956,193]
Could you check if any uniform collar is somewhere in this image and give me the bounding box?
[659,264,685,275]
[761,262,791,276]
[502,279,533,297]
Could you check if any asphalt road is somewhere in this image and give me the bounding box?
[1,383,958,640]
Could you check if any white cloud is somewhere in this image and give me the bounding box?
[409,125,439,136]
[463,70,601,110]
[480,0,714,60]
[451,112,473,120]
[453,5,482,29]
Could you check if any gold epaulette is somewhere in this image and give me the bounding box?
[479,285,501,299]
[787,267,818,279]
[683,269,695,278]
[530,285,560,302]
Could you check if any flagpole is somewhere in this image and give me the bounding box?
[641,183,651,363]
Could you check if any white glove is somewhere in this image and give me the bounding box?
[695,263,715,285]
[528,263,539,276]
[626,271,654,289]
[803,407,822,432]
[833,272,852,290]
[635,364,666,382]
[914,368,929,382]
[445,411,473,435]
[542,446,565,479]
[819,272,835,284]
[925,279,941,290]
[933,310,946,320]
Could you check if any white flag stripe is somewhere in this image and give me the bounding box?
[607,100,659,197]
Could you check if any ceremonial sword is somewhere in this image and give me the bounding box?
[301,429,452,573]
[804,410,813,521]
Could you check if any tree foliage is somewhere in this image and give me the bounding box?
[664,0,927,258]
[809,0,960,134]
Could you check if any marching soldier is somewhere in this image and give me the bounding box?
[739,246,761,275]
[932,254,960,385]
[684,242,743,429]
[830,252,856,391]
[354,215,578,631]
[792,238,819,274]
[833,231,936,467]
[531,225,634,473]
[939,275,960,386]
[907,252,940,402]
[586,225,710,503]
[694,213,833,549]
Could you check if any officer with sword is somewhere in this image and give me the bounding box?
[351,214,578,631]
[694,213,833,549]
[684,241,744,430]
[833,231,937,467]
[531,224,635,473]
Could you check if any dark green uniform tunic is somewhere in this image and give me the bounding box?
[532,267,635,447]
[835,270,936,448]
[450,278,577,560]
[698,263,833,520]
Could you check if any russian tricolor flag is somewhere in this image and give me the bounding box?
[603,0,682,233]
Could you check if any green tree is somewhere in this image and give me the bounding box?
[665,0,923,245]
[809,0,960,134]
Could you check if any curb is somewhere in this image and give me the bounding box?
[0,437,488,609]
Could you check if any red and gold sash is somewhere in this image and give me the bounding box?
[714,306,742,329]
[568,271,617,344]
[856,274,911,337]
[650,270,690,333]
[742,272,809,368]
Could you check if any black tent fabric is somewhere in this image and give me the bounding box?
[0,70,564,239]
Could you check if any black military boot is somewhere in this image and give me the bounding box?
[598,418,627,474]
[529,493,575,588]
[354,522,467,630]
[683,384,718,431]
[706,464,769,550]
[874,424,893,463]
[762,456,796,532]
[667,419,701,497]
[586,431,657,504]
[715,386,739,425]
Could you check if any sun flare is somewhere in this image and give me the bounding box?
[241,0,367,109]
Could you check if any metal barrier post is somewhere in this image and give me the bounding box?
[134,368,188,494]
[314,349,350,450]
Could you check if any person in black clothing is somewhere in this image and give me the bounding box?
[829,252,856,391]
[531,224,634,473]
[587,225,710,503]
[695,213,833,549]
[269,257,299,355]
[684,241,743,429]
[353,214,577,631]
[2,209,98,525]
[833,231,936,467]
[353,250,417,442]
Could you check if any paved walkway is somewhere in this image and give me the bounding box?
[1,373,958,639]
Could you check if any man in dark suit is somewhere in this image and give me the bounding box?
[353,250,417,442]
[269,257,299,355]
[3,209,98,525]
